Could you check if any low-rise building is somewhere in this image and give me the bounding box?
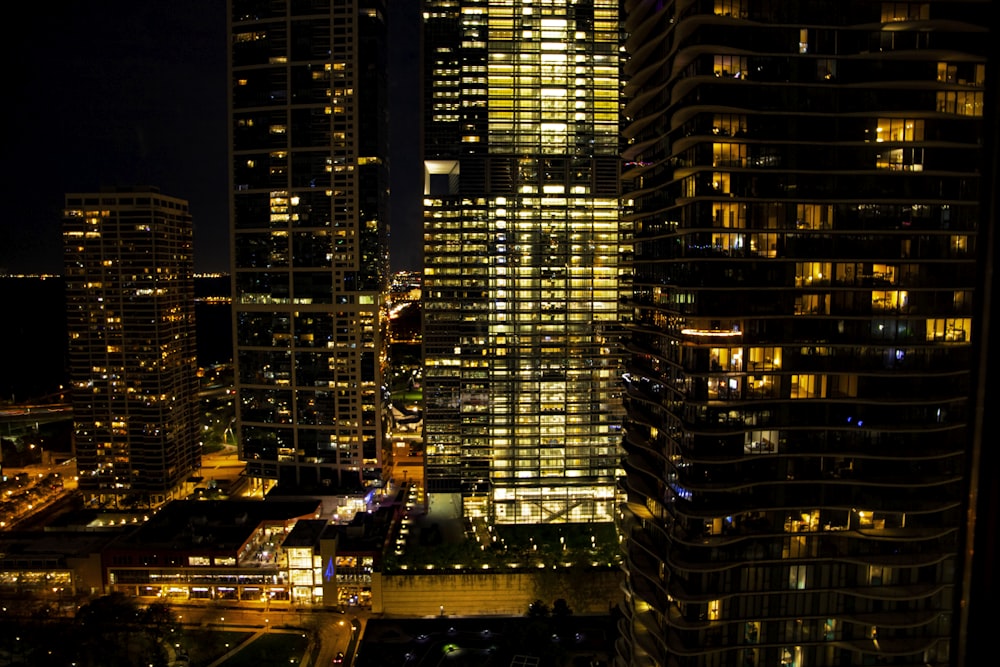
[0,531,112,600]
[2,495,624,617]
[284,505,397,608]
[102,499,321,603]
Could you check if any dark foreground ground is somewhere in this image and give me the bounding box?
[355,614,615,667]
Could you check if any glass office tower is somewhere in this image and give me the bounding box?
[617,2,988,666]
[422,0,626,524]
[229,0,390,493]
[63,187,200,508]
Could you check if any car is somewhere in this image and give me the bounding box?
[332,651,344,664]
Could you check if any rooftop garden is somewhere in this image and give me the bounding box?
[383,517,621,573]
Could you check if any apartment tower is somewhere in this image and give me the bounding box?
[422,0,626,524]
[228,0,390,493]
[63,186,200,507]
[617,2,988,665]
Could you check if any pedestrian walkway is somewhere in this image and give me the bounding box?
[200,627,318,667]
[203,629,263,667]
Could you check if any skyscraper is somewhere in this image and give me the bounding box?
[422,0,625,524]
[228,0,391,493]
[618,2,988,666]
[63,186,200,507]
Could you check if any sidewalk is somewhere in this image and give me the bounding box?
[203,629,263,667]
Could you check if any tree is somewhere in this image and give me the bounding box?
[142,601,178,646]
[527,599,550,617]
[73,593,169,667]
[552,598,572,618]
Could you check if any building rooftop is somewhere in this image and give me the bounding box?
[108,499,322,553]
[330,506,397,554]
[283,518,329,548]
[0,530,119,563]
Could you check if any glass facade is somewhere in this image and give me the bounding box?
[422,0,626,524]
[62,187,200,507]
[618,2,988,666]
[229,0,390,492]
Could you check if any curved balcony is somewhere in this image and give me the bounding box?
[629,36,673,85]
[623,0,669,38]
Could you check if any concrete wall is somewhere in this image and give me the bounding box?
[373,567,624,617]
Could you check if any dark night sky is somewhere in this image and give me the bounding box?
[1,0,421,275]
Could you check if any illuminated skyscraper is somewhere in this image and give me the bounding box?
[618,2,988,665]
[422,0,625,524]
[63,186,200,507]
[228,0,390,493]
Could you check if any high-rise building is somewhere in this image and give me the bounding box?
[422,0,626,524]
[62,186,200,507]
[618,2,988,666]
[228,0,391,493]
